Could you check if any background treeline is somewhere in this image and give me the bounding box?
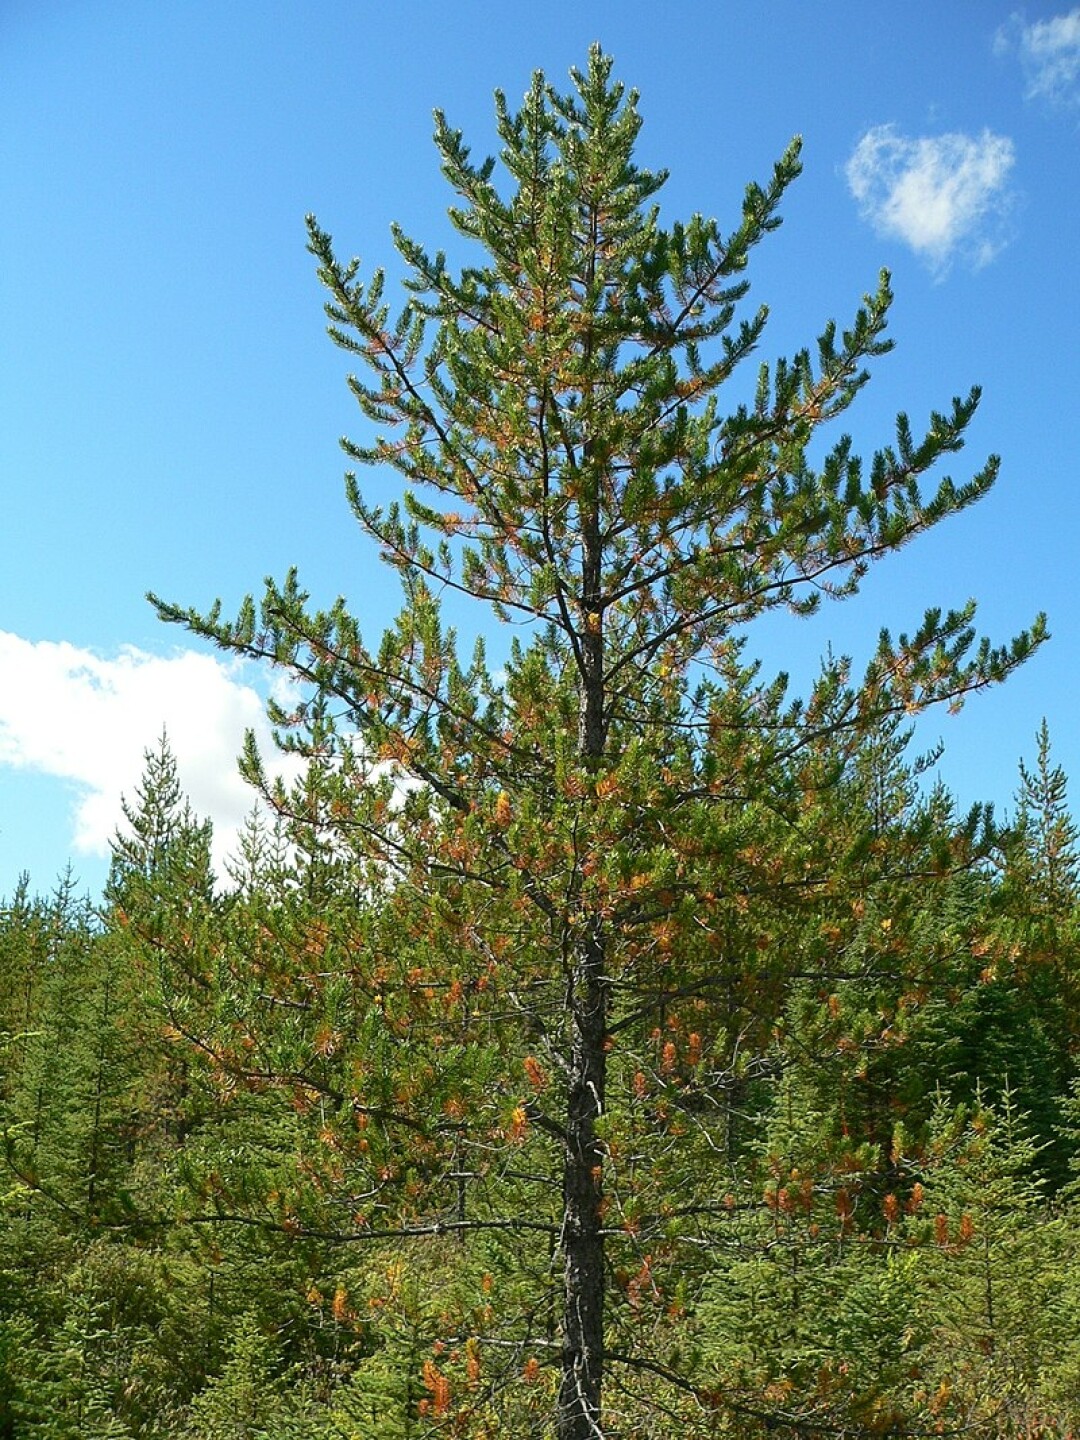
[2,718,1080,1439]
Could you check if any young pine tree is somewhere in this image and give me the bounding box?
[152,49,1043,1439]
[1000,722,1080,1021]
[1014,720,1079,917]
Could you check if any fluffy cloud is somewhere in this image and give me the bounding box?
[845,125,1017,276]
[997,9,1080,103]
[0,631,301,875]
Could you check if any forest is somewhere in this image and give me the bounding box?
[3,47,1079,1439]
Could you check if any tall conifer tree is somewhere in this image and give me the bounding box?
[153,49,1043,1437]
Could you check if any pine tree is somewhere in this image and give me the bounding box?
[918,1088,1075,1432]
[966,724,1080,1183]
[104,733,220,1140]
[1,871,105,1219]
[106,731,215,919]
[151,49,1044,1438]
[1015,720,1079,916]
[1004,721,1080,1026]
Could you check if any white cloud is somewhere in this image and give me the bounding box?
[845,125,1017,277]
[0,632,301,875]
[998,9,1080,103]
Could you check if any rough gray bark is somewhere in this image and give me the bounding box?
[559,494,608,1439]
[558,914,607,1440]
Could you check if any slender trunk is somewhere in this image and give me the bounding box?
[559,483,607,1439]
[558,917,607,1440]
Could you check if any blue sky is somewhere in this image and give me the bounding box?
[2,1,1079,898]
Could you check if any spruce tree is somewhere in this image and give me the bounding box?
[1014,720,1079,916]
[152,49,1044,1438]
[973,723,1080,1184]
[106,731,215,919]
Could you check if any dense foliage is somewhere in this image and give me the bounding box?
[2,49,1076,1439]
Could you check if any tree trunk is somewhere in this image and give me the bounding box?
[558,915,607,1440]
[561,508,608,1436]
